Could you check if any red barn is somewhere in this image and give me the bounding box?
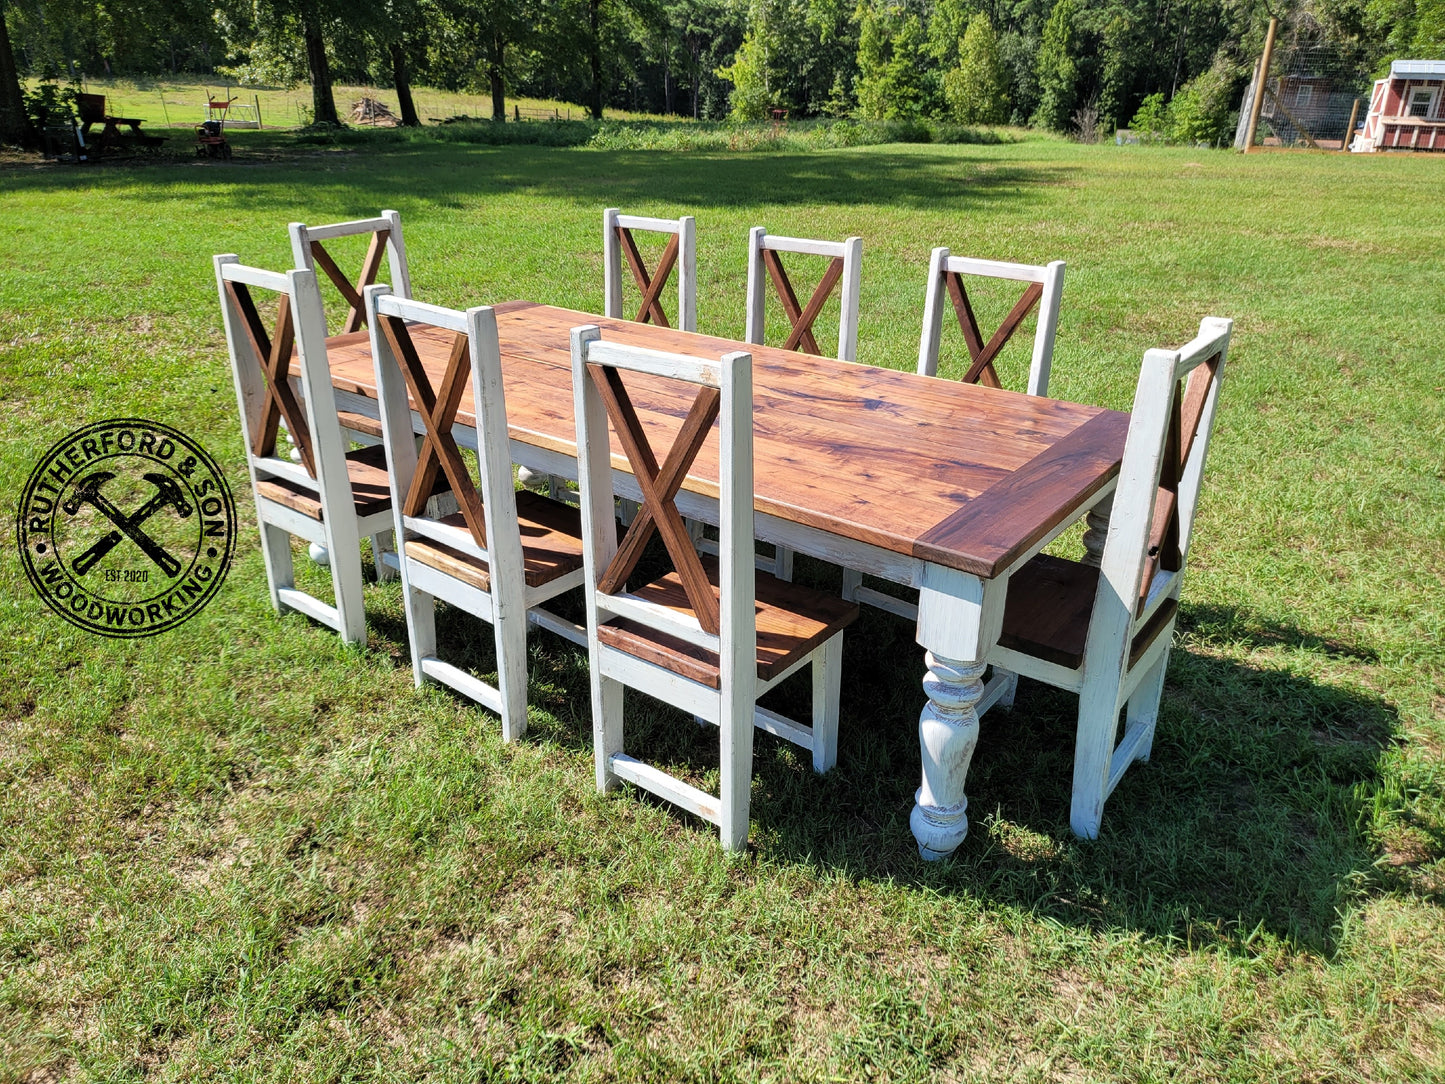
[1354,59,1445,151]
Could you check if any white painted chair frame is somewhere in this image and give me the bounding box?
[603,209,698,332]
[288,210,412,454]
[214,256,396,645]
[916,249,1065,396]
[365,285,587,743]
[984,317,1232,838]
[571,328,846,851]
[742,228,862,581]
[289,210,412,333]
[744,228,863,364]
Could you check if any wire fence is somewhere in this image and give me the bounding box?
[1235,15,1373,150]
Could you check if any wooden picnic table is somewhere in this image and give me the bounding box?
[77,93,166,156]
[318,300,1129,858]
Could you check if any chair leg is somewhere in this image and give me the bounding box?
[810,636,843,773]
[401,574,436,690]
[258,521,294,613]
[994,668,1019,710]
[773,545,794,582]
[328,533,367,647]
[841,568,862,601]
[1125,648,1170,764]
[492,601,530,743]
[1070,666,1125,839]
[370,529,397,582]
[718,689,756,852]
[592,672,624,793]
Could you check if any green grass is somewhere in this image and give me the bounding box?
[1,131,1443,1081]
[37,75,679,131]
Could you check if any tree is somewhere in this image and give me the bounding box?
[854,3,930,119]
[388,39,419,125]
[716,23,775,119]
[1,0,33,146]
[299,1,340,125]
[944,11,1008,123]
[1032,0,1077,130]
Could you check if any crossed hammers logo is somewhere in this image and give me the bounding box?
[61,471,193,577]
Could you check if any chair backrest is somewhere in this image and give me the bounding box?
[289,210,411,336]
[745,228,863,362]
[603,209,697,332]
[77,94,106,124]
[570,325,755,687]
[213,255,351,502]
[1089,317,1232,666]
[362,284,523,587]
[917,248,1065,396]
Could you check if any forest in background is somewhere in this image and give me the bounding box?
[1,0,1443,148]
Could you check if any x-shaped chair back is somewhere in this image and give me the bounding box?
[571,327,753,657]
[603,209,698,332]
[214,257,349,493]
[917,248,1065,397]
[1096,317,1231,645]
[290,210,411,336]
[745,228,863,362]
[370,298,491,551]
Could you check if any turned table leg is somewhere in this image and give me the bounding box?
[911,652,987,860]
[911,567,1008,861]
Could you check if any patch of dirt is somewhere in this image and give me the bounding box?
[21,1063,76,1083]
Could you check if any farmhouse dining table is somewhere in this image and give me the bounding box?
[316,300,1129,859]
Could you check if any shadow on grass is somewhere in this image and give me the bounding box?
[0,137,1067,219]
[359,537,1397,957]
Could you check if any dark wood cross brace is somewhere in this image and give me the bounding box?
[943,271,1044,388]
[225,280,315,477]
[587,363,723,635]
[310,229,391,334]
[378,315,486,545]
[1140,351,1221,608]
[762,248,844,356]
[615,225,681,328]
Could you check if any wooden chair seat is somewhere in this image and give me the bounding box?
[404,492,585,591]
[336,409,384,438]
[598,557,859,689]
[254,444,393,520]
[999,553,1179,671]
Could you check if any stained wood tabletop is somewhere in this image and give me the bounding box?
[317,301,1128,579]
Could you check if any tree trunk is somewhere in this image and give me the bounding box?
[389,40,419,126]
[302,7,340,126]
[489,63,505,121]
[0,0,34,147]
[489,31,506,122]
[588,0,603,120]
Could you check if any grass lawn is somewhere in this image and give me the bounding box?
[1,129,1442,1081]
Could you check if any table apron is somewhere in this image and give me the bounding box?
[330,385,1117,641]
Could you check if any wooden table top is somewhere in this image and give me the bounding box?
[320,301,1128,579]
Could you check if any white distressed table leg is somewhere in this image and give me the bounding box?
[911,652,986,859]
[1081,494,1113,567]
[911,566,1007,861]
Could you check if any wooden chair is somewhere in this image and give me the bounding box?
[214,256,398,645]
[745,228,863,363]
[743,227,862,580]
[290,210,412,444]
[364,285,588,742]
[603,208,697,332]
[982,317,1232,838]
[570,325,858,850]
[917,249,1065,396]
[843,247,1066,615]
